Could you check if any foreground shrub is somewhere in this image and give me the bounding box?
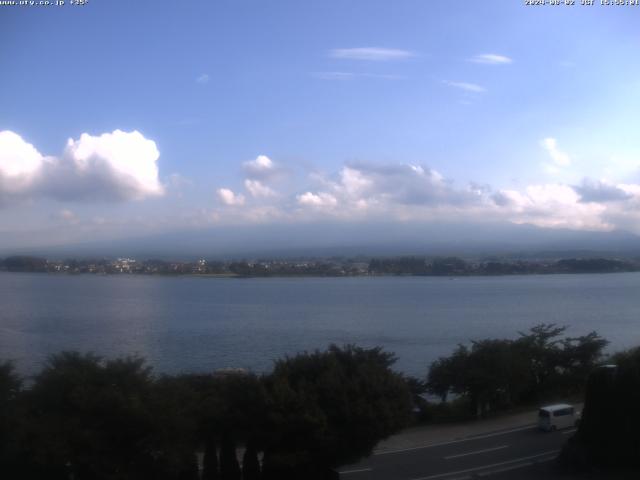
[0,345,412,479]
[427,324,608,416]
[261,344,413,478]
[559,348,640,472]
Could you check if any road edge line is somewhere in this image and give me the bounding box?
[375,424,536,456]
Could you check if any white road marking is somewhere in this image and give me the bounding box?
[561,428,577,435]
[473,455,556,478]
[339,467,373,475]
[444,444,509,460]
[375,424,536,456]
[409,449,560,480]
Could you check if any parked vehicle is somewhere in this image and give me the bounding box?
[538,403,579,431]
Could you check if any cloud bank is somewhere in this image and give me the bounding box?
[0,130,163,205]
[213,154,640,234]
[5,133,640,243]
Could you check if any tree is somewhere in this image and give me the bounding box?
[183,371,268,479]
[430,257,469,276]
[3,255,47,272]
[465,339,523,415]
[560,349,640,472]
[21,352,167,479]
[202,437,219,480]
[0,361,22,474]
[148,374,203,479]
[0,361,20,404]
[427,324,605,417]
[405,376,429,420]
[241,439,260,480]
[514,323,567,399]
[559,332,608,390]
[427,345,469,402]
[177,453,199,480]
[262,344,412,477]
[428,340,527,416]
[219,433,241,480]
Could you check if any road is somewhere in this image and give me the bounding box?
[338,424,575,480]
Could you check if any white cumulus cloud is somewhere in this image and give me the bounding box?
[217,188,245,206]
[0,131,46,197]
[212,157,640,234]
[493,184,608,230]
[243,155,276,178]
[292,163,481,221]
[244,179,276,198]
[58,130,163,200]
[0,129,164,204]
[297,191,338,208]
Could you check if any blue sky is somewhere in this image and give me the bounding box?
[1,1,640,251]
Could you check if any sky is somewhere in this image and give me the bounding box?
[1,0,640,254]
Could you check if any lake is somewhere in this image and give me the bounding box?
[1,271,640,378]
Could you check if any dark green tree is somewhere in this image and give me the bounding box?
[427,324,606,417]
[0,361,20,403]
[148,374,202,479]
[427,345,469,402]
[202,437,219,480]
[219,433,241,480]
[560,331,609,389]
[464,339,522,415]
[20,352,188,479]
[560,350,640,472]
[0,361,23,475]
[428,340,527,416]
[514,323,566,397]
[177,453,199,480]
[3,255,47,272]
[241,439,260,480]
[262,344,412,477]
[405,376,429,420]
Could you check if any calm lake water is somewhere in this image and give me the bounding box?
[2,271,640,377]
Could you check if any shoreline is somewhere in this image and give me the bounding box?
[1,270,639,279]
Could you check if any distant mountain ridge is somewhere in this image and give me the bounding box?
[2,221,639,260]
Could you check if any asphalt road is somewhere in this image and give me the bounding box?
[338,424,575,480]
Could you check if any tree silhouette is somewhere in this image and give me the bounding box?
[202,437,219,480]
[241,439,260,480]
[219,433,241,480]
[428,324,608,416]
[262,344,412,476]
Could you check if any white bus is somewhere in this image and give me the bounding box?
[538,404,579,432]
